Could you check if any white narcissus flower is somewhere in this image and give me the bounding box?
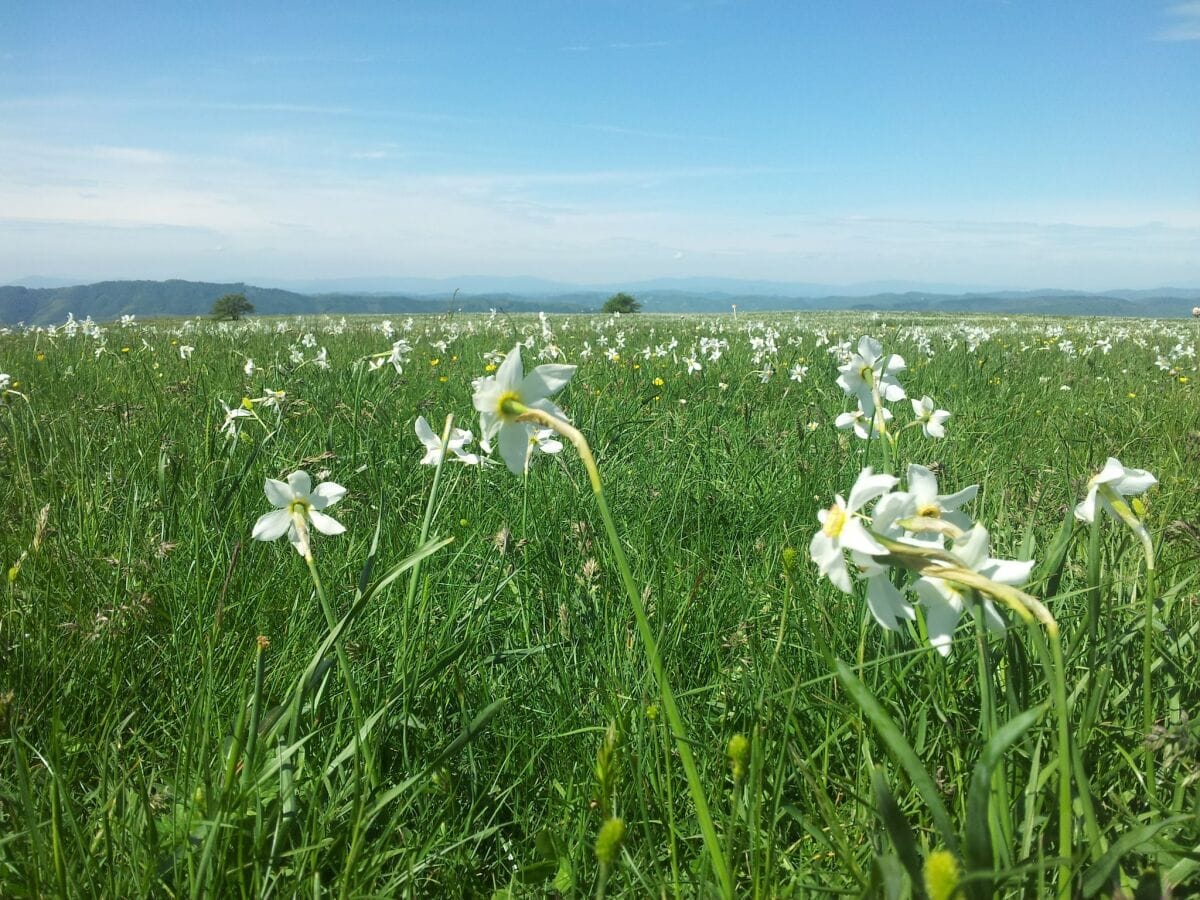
[901,464,977,536]
[913,525,1034,657]
[810,468,898,593]
[219,400,254,439]
[530,428,563,456]
[1074,457,1157,524]
[912,396,950,438]
[179,344,195,360]
[836,336,906,406]
[472,345,575,474]
[415,416,481,466]
[835,401,893,440]
[252,471,347,556]
[244,358,256,377]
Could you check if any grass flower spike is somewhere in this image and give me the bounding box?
[252,470,347,556]
[472,344,576,473]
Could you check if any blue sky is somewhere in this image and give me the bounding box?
[2,0,1198,289]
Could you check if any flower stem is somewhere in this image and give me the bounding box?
[299,525,365,733]
[1030,622,1073,899]
[1141,562,1159,799]
[514,404,734,898]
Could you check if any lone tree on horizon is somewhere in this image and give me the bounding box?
[602,291,641,314]
[211,292,255,320]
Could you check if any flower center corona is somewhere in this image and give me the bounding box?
[822,504,847,538]
[496,390,523,420]
[917,503,942,518]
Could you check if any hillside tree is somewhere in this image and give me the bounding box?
[602,292,641,314]
[211,293,254,320]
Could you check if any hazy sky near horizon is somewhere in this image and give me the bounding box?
[2,0,1199,290]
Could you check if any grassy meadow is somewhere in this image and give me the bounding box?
[1,310,1199,897]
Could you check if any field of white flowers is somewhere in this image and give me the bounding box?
[1,310,1198,897]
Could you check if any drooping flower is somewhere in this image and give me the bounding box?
[912,525,1034,656]
[911,396,950,438]
[415,415,482,466]
[810,468,898,593]
[836,336,906,406]
[471,345,575,474]
[251,471,347,556]
[1074,457,1157,524]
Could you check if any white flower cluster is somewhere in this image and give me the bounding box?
[834,336,949,440]
[810,456,1157,657]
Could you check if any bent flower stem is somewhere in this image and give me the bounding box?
[506,398,734,898]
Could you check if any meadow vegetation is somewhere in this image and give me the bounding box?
[1,309,1198,897]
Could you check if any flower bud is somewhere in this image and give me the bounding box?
[727,733,750,781]
[594,817,625,866]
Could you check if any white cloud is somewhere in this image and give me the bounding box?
[0,138,1196,288]
[1156,1,1200,40]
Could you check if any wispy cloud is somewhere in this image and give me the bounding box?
[1155,1,1200,40]
[559,40,671,52]
[2,136,1196,288]
[607,40,671,50]
[91,146,172,165]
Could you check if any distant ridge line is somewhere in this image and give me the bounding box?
[2,278,1199,325]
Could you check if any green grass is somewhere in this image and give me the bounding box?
[1,312,1198,897]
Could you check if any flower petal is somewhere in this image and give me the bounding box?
[252,508,292,542]
[521,364,576,402]
[498,422,531,475]
[906,464,938,503]
[414,415,438,449]
[840,518,888,556]
[1074,487,1099,522]
[264,477,292,508]
[287,470,312,499]
[1092,457,1127,485]
[1112,468,1157,496]
[865,572,914,631]
[310,481,346,509]
[308,508,346,536]
[493,345,524,392]
[915,578,963,657]
[847,468,898,513]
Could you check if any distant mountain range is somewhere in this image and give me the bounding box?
[2,278,1199,326]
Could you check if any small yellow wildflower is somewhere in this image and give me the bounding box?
[653,377,664,387]
[485,363,497,373]
[429,358,440,367]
